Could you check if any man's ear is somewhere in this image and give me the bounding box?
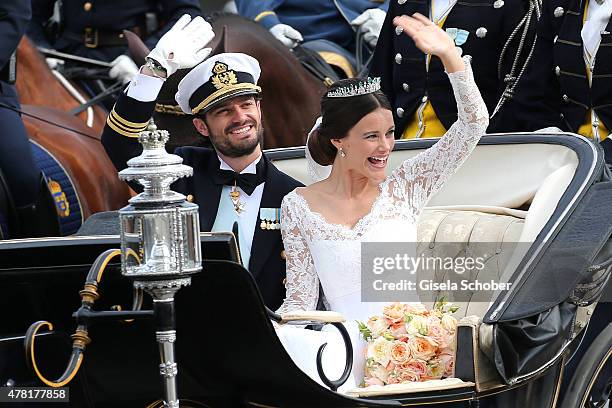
[192,117,210,137]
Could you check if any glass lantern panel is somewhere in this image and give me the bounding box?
[120,213,144,274]
[180,206,201,272]
[140,211,177,275]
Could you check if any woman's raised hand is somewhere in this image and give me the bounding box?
[393,13,464,73]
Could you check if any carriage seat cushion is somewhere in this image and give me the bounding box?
[416,209,524,318]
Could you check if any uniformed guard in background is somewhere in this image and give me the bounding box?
[27,0,202,87]
[0,0,59,238]
[235,0,389,77]
[369,0,532,138]
[494,0,612,162]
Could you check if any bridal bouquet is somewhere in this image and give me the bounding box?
[357,299,459,386]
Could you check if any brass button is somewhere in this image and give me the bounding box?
[186,194,194,202]
[280,250,286,260]
[282,278,287,285]
[83,2,92,11]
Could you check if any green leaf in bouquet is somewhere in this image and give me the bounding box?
[449,305,460,314]
[434,296,448,311]
[383,332,395,341]
[357,320,373,341]
[404,313,413,324]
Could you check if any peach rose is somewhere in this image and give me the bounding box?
[423,358,444,380]
[408,336,437,360]
[383,302,408,324]
[405,302,428,316]
[365,377,384,387]
[367,336,393,366]
[390,322,408,340]
[406,315,429,336]
[366,362,390,383]
[367,316,389,338]
[390,340,411,364]
[441,313,458,334]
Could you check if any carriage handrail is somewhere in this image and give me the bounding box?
[24,248,150,387]
[267,307,354,392]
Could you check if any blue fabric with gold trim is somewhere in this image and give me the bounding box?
[29,140,82,236]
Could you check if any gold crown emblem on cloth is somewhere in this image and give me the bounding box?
[211,61,238,90]
[327,77,381,98]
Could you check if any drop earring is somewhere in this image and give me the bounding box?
[339,148,346,158]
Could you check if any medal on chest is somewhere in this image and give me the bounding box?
[229,182,245,214]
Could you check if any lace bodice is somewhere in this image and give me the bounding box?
[278,58,489,316]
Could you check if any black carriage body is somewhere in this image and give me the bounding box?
[0,134,610,407]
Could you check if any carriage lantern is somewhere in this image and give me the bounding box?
[118,119,201,408]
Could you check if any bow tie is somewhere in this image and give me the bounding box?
[212,159,265,195]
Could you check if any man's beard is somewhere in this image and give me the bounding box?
[211,122,264,158]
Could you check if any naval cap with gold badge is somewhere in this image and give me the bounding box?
[175,53,262,115]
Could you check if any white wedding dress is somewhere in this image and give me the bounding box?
[275,58,489,392]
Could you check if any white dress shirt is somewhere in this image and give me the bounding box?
[211,156,264,270]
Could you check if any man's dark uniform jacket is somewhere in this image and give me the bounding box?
[101,93,303,310]
[27,0,201,62]
[369,0,528,135]
[494,0,612,160]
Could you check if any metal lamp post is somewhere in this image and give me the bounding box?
[118,120,201,408]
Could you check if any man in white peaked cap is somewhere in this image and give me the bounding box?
[102,15,302,310]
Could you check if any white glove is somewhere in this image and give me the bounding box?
[109,55,139,84]
[147,14,215,77]
[351,8,386,47]
[269,23,303,48]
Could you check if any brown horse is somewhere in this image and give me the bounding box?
[16,37,109,136]
[151,13,327,151]
[10,37,132,221]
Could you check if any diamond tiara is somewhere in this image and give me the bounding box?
[326,77,381,98]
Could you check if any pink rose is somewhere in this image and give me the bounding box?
[426,321,449,349]
[390,341,411,364]
[398,359,427,382]
[386,373,401,384]
[438,352,455,377]
[399,370,420,383]
[408,336,437,360]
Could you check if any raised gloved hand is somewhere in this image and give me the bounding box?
[351,8,386,47]
[109,55,139,84]
[146,14,215,78]
[269,23,303,48]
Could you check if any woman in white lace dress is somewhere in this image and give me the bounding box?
[275,13,489,391]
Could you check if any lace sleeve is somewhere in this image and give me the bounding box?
[389,56,489,211]
[276,193,319,314]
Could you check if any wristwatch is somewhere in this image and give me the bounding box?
[145,57,168,79]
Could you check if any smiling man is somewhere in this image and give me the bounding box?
[101,16,302,310]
